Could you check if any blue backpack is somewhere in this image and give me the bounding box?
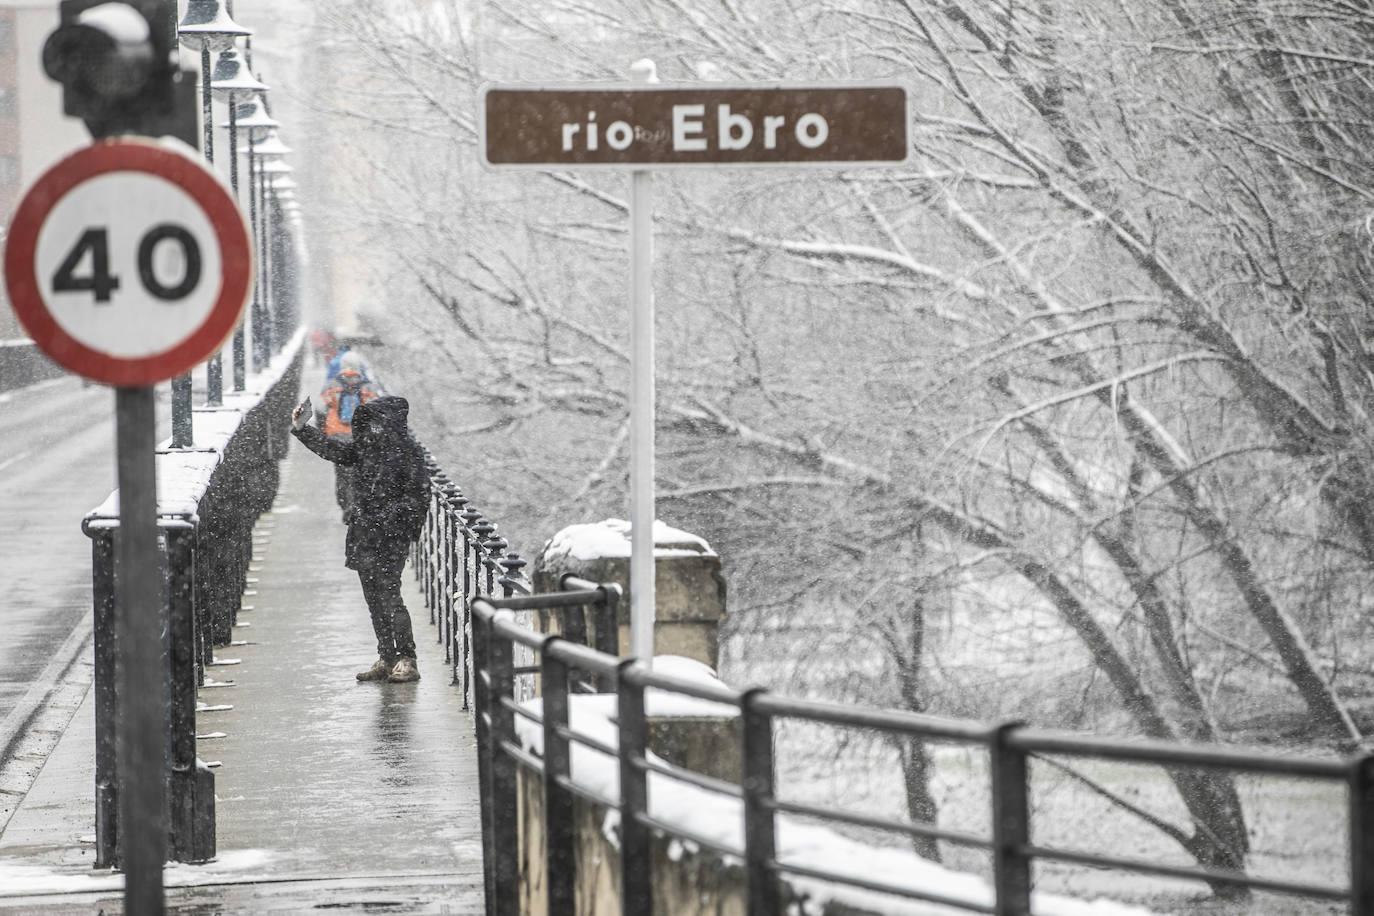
[340,392,362,424]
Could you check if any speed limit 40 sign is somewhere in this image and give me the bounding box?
[3,138,252,387]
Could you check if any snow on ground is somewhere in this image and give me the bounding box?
[512,654,1153,916]
[0,864,125,896]
[0,849,276,897]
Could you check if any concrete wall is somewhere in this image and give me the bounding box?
[518,767,749,916]
[519,522,763,913]
[0,339,65,391]
[533,520,728,669]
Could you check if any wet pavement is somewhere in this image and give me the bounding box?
[0,378,161,757]
[0,398,486,913]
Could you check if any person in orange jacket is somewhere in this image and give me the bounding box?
[318,364,376,511]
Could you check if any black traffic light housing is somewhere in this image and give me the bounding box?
[43,0,196,143]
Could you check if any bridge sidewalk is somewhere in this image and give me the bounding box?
[0,408,486,913]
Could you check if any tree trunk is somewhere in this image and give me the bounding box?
[1001,397,1254,890]
[893,596,941,862]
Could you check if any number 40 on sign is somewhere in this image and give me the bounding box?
[53,224,203,303]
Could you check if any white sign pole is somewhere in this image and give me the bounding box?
[628,61,656,666]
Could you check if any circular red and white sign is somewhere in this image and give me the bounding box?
[3,138,253,386]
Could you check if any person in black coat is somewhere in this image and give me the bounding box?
[292,394,431,682]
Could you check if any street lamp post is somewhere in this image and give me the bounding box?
[210,49,266,391]
[254,144,292,366]
[228,96,278,373]
[175,0,250,419]
[269,177,299,341]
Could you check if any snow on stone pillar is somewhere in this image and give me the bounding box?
[533,518,726,670]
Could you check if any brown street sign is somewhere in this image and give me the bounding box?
[481,83,909,168]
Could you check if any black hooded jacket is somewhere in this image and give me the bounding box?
[293,395,431,569]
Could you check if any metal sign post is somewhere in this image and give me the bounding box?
[112,385,166,913]
[480,75,910,666]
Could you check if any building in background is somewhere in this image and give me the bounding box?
[0,0,87,340]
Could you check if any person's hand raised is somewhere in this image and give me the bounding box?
[292,397,312,430]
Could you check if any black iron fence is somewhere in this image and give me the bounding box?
[81,338,302,868]
[460,590,1374,915]
[410,449,551,709]
[404,461,1374,914]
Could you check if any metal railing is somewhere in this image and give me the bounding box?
[412,448,607,707]
[81,338,302,868]
[439,586,1374,916]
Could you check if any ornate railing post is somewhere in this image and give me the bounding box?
[471,604,496,916]
[427,470,446,623]
[484,533,505,596]
[458,508,480,601]
[193,517,213,681]
[165,522,203,863]
[463,511,484,708]
[990,722,1031,916]
[454,501,475,700]
[471,519,495,597]
[426,471,441,626]
[411,451,427,579]
[438,482,457,653]
[500,552,526,598]
[208,492,236,648]
[85,522,120,868]
[617,658,653,912]
[489,613,520,914]
[427,466,445,617]
[741,688,779,915]
[446,486,468,680]
[462,511,482,603]
[421,458,440,612]
[541,638,576,914]
[417,458,431,602]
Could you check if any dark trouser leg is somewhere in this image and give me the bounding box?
[386,551,417,660]
[358,559,396,664]
[357,552,415,662]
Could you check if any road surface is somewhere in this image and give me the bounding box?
[0,375,172,792]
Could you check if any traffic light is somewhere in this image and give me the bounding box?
[42,0,195,143]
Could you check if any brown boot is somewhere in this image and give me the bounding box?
[388,657,420,683]
[356,658,392,682]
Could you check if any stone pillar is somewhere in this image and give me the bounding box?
[533,519,726,670]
